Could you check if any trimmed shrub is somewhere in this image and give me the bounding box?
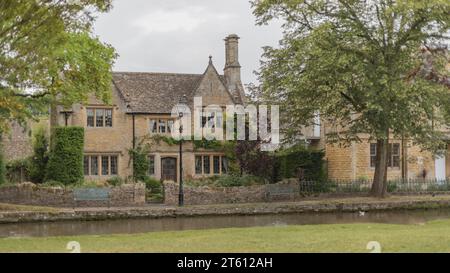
[29,126,49,183]
[45,127,84,185]
[0,143,5,185]
[276,145,326,182]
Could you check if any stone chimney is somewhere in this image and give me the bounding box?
[224,34,245,104]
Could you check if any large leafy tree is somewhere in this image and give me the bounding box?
[0,0,116,132]
[252,0,450,197]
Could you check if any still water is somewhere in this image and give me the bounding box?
[1,209,450,238]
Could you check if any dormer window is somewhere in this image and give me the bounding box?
[87,108,113,128]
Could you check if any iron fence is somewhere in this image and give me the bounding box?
[298,178,450,194]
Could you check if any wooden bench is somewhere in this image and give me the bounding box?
[265,184,297,201]
[73,188,111,207]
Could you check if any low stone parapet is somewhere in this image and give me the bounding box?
[0,182,146,207]
[163,180,300,206]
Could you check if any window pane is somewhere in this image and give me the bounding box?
[148,156,155,175]
[159,120,166,133]
[370,156,377,168]
[213,156,220,174]
[221,157,228,174]
[167,120,174,134]
[392,155,400,168]
[370,143,377,156]
[90,156,98,175]
[110,156,118,175]
[195,156,202,174]
[203,156,210,174]
[101,156,109,176]
[207,113,215,129]
[84,156,90,175]
[149,120,157,133]
[87,109,94,127]
[96,109,104,127]
[392,143,400,155]
[105,109,113,127]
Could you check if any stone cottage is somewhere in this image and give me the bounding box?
[51,34,246,182]
[307,121,450,181]
[3,33,449,183]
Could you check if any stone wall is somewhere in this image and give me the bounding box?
[163,180,300,206]
[0,182,146,207]
[2,122,33,162]
[325,138,449,181]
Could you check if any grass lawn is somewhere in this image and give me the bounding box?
[1,219,450,253]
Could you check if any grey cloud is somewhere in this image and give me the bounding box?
[94,0,283,85]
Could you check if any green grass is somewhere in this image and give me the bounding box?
[1,219,450,253]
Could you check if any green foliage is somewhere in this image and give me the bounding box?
[143,176,162,193]
[0,1,116,132]
[40,180,66,188]
[216,175,266,187]
[186,175,266,188]
[252,0,450,196]
[128,140,150,182]
[29,126,49,183]
[45,127,84,185]
[0,144,6,185]
[5,158,31,183]
[106,176,124,187]
[276,145,326,182]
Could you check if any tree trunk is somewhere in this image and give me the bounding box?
[371,134,389,198]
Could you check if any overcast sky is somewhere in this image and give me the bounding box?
[93,0,283,85]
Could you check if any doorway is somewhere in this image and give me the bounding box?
[161,157,177,182]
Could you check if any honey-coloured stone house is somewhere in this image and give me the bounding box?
[51,34,246,182]
[307,121,450,181]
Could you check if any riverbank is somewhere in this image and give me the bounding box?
[1,195,450,224]
[2,219,450,252]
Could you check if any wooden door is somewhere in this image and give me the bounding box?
[161,157,177,182]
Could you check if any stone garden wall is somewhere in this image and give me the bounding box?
[163,180,300,206]
[0,182,146,207]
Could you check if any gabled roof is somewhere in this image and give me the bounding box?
[112,59,242,114]
[112,72,203,114]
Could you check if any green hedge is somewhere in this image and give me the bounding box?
[29,126,49,183]
[0,142,5,185]
[45,127,84,185]
[276,146,326,182]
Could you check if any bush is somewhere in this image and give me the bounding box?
[107,176,124,187]
[5,158,30,183]
[29,126,49,183]
[215,175,266,187]
[0,144,5,185]
[41,180,65,188]
[143,176,162,193]
[45,127,84,185]
[276,145,326,182]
